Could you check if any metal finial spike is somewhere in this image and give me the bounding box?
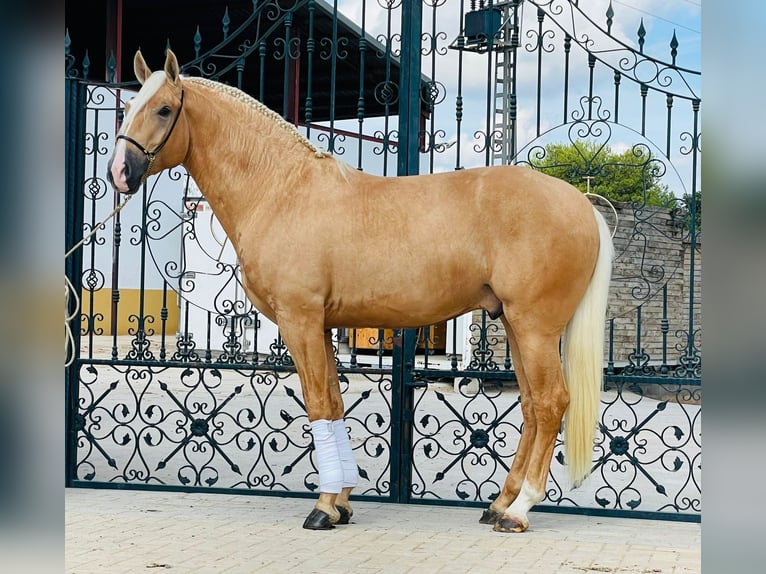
[606,1,614,34]
[107,50,116,83]
[223,7,231,40]
[194,26,202,58]
[83,49,91,80]
[670,30,679,65]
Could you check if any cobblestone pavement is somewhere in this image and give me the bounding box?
[65,488,700,574]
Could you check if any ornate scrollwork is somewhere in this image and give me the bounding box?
[525,22,556,53]
[273,36,302,61]
[317,131,347,155]
[125,321,155,361]
[374,80,400,107]
[264,334,294,367]
[473,129,503,155]
[216,314,254,364]
[375,33,401,59]
[420,80,447,108]
[410,381,522,501]
[421,31,448,57]
[319,36,349,61]
[74,363,395,497]
[372,129,399,156]
[466,313,500,371]
[421,129,451,154]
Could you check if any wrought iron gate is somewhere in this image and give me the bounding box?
[65,0,700,521]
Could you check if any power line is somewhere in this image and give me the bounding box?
[612,0,700,34]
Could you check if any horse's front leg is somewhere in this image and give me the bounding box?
[323,330,359,525]
[278,318,354,530]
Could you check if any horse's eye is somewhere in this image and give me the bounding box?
[158,106,172,118]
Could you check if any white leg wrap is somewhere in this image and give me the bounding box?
[310,419,343,494]
[332,419,359,488]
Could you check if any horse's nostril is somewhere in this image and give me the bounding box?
[123,162,131,180]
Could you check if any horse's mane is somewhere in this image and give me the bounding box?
[183,76,329,159]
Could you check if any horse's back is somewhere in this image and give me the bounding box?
[349,164,592,223]
[343,164,597,258]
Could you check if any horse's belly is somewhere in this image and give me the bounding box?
[325,304,473,329]
[323,273,489,329]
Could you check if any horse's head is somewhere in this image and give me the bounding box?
[107,49,188,194]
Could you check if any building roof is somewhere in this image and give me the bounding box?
[66,0,419,122]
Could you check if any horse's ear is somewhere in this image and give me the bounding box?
[164,49,181,86]
[134,50,152,85]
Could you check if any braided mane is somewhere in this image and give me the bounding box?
[184,76,328,158]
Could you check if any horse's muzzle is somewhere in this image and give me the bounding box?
[107,144,147,195]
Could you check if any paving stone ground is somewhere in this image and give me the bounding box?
[65,488,700,574]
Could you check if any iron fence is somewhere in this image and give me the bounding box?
[65,0,700,521]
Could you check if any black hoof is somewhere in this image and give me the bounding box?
[479,508,502,525]
[493,515,527,533]
[335,506,352,525]
[302,508,335,530]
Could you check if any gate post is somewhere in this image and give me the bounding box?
[397,1,423,178]
[391,328,419,503]
[390,0,423,504]
[65,77,87,486]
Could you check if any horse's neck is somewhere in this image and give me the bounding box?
[182,84,325,237]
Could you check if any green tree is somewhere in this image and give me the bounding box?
[681,189,701,233]
[529,140,676,207]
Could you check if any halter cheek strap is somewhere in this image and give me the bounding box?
[116,89,185,184]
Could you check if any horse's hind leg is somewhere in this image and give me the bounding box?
[323,330,358,524]
[277,317,347,530]
[479,319,537,526]
[493,329,569,533]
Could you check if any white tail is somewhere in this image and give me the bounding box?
[562,207,614,487]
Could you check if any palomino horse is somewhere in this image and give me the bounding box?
[108,50,613,533]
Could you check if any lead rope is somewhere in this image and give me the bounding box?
[65,194,134,367]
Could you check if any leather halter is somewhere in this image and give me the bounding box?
[116,89,185,184]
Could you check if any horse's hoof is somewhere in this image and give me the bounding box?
[492,514,528,533]
[302,508,336,530]
[335,506,353,525]
[479,508,502,525]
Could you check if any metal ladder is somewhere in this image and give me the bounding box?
[492,1,522,166]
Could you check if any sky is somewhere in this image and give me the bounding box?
[309,0,701,197]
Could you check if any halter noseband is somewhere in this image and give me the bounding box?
[116,89,185,184]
